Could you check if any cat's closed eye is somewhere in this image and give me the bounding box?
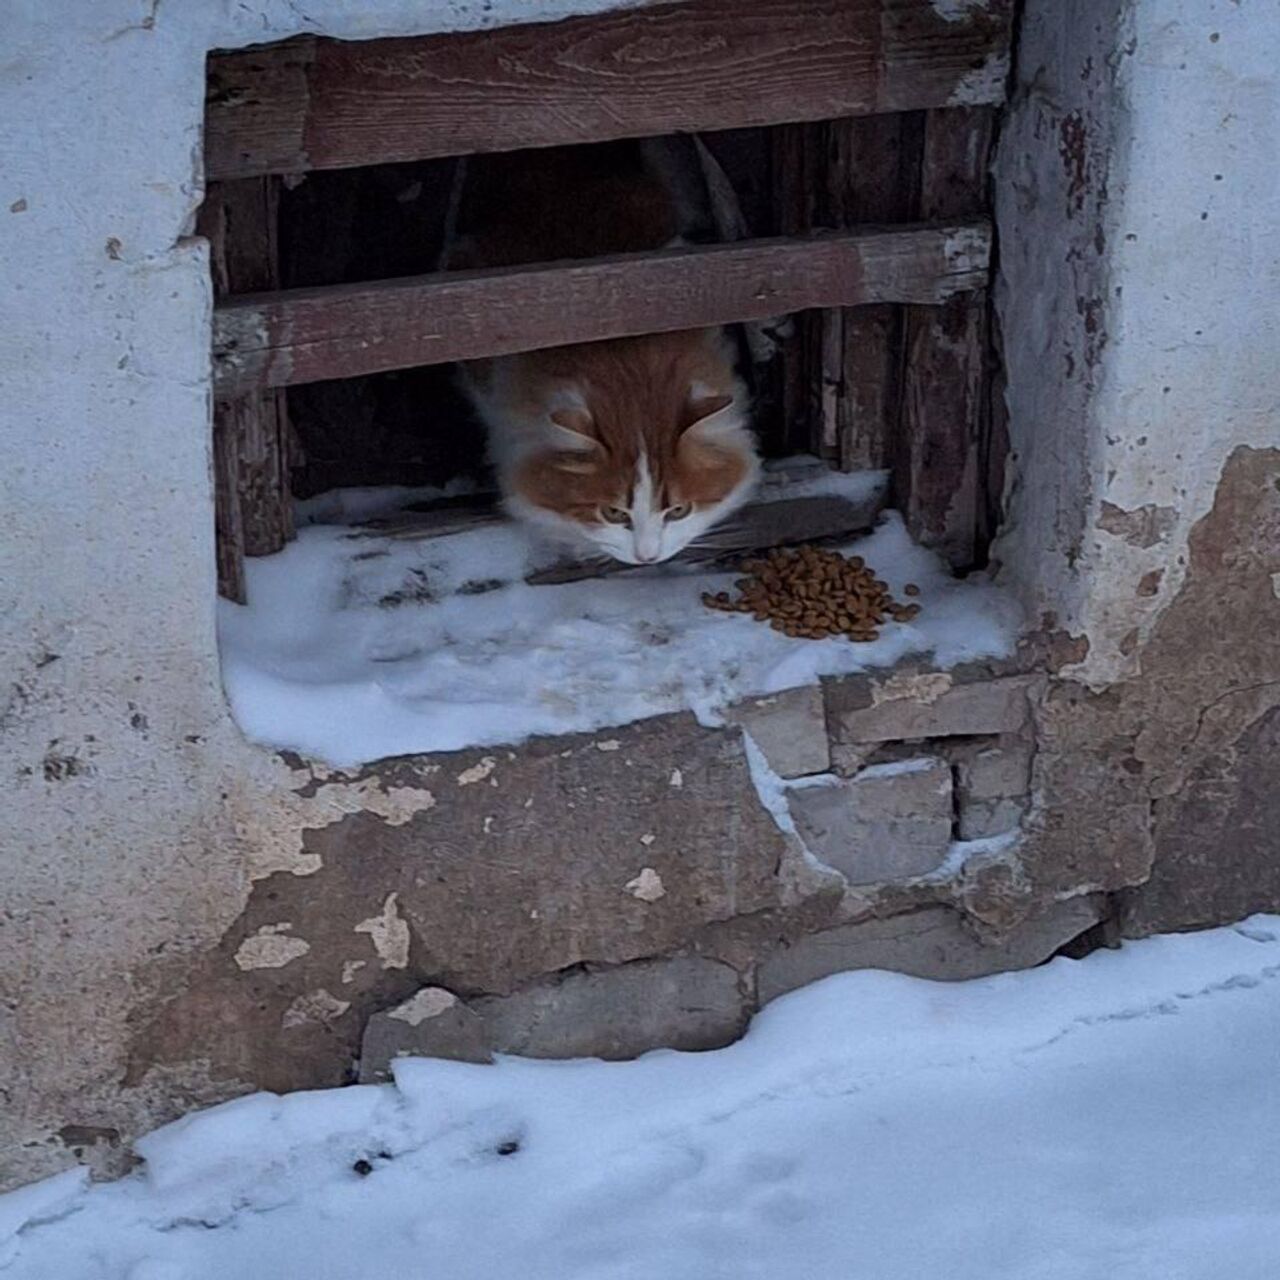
[665,504,692,522]
[601,506,632,526]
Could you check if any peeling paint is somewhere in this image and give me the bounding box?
[240,769,438,880]
[388,987,458,1026]
[355,893,411,970]
[625,868,666,903]
[234,924,310,971]
[456,757,496,786]
[872,672,954,706]
[340,960,366,985]
[282,989,350,1030]
[594,739,622,752]
[1136,569,1164,598]
[1097,501,1178,549]
[669,769,684,788]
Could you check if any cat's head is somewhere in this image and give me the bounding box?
[505,347,759,565]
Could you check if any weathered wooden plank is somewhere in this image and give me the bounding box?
[226,391,296,556]
[817,308,845,462]
[527,492,883,586]
[211,406,247,604]
[977,324,1011,562]
[213,221,991,394]
[827,112,925,472]
[198,186,247,602]
[352,486,886,588]
[206,0,1013,181]
[202,178,296,595]
[769,124,823,457]
[896,106,995,567]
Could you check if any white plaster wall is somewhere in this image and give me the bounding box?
[995,0,1280,683]
[0,0,658,1192]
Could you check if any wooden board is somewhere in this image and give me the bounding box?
[213,221,991,395]
[527,493,883,585]
[210,406,247,604]
[201,178,296,600]
[895,106,995,567]
[206,0,1014,181]
[222,389,296,557]
[350,483,886,588]
[829,111,926,472]
[769,124,824,457]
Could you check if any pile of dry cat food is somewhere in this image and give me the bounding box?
[701,545,921,642]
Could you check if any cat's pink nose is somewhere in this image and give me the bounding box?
[636,550,660,563]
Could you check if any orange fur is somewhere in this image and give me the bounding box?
[503,331,750,523]
[453,142,759,562]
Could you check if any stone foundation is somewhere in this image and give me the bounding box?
[124,651,1102,1100]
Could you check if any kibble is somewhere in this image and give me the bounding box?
[701,546,922,643]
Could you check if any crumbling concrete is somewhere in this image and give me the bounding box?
[952,737,1032,839]
[360,957,748,1081]
[827,674,1036,746]
[757,898,1105,1004]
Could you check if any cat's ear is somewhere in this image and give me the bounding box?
[549,451,598,476]
[680,392,735,434]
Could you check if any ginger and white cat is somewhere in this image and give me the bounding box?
[452,142,759,565]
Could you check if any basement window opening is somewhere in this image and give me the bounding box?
[205,4,1022,766]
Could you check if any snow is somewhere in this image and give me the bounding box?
[850,756,941,780]
[740,732,805,837]
[5,917,1280,1279]
[218,470,1021,765]
[930,829,1022,879]
[294,479,480,527]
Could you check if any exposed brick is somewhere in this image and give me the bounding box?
[952,737,1033,838]
[828,675,1039,745]
[360,988,489,1080]
[726,684,829,778]
[959,796,1027,840]
[757,898,1104,1003]
[786,758,953,885]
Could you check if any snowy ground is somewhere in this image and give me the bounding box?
[6,918,1280,1279]
[219,467,1021,765]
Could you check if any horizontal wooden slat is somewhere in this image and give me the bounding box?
[348,486,885,587]
[213,221,991,394]
[205,0,1013,181]
[525,492,884,586]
